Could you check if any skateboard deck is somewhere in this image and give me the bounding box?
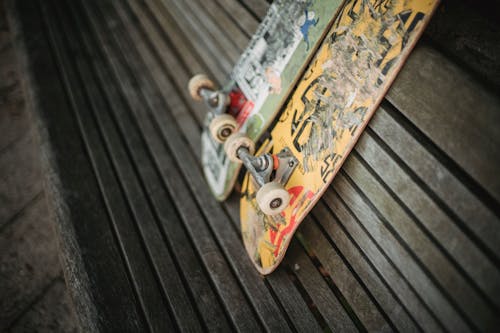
[201,0,343,201]
[240,0,439,274]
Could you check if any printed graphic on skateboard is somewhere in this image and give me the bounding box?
[190,0,343,201]
[238,0,439,274]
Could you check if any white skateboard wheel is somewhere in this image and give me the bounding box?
[209,114,238,143]
[256,182,290,215]
[188,74,215,101]
[224,132,255,163]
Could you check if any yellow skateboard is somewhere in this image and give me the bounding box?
[231,0,440,274]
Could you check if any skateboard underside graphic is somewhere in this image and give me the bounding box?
[240,0,439,274]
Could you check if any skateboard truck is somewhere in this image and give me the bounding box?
[188,74,237,143]
[198,85,229,114]
[225,133,297,215]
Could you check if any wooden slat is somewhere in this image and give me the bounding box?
[312,200,422,332]
[344,150,496,331]
[284,241,358,332]
[159,0,233,76]
[138,0,205,80]
[265,269,324,332]
[298,218,393,332]
[369,105,500,262]
[195,0,249,51]
[181,0,241,62]
[324,185,447,332]
[96,12,292,331]
[357,125,500,306]
[63,1,213,330]
[124,0,206,131]
[106,5,235,332]
[332,170,473,332]
[386,44,500,204]
[238,0,270,20]
[13,0,148,330]
[215,0,260,36]
[44,2,178,330]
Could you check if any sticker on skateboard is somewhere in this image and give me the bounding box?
[240,0,440,274]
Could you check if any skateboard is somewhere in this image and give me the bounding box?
[189,0,343,201]
[235,0,439,274]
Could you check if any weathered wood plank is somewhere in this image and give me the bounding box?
[195,0,249,51]
[58,1,222,330]
[386,44,500,204]
[284,241,358,332]
[356,125,500,307]
[369,105,500,262]
[134,40,294,333]
[215,0,260,36]
[181,0,241,62]
[141,0,226,85]
[298,218,392,332]
[11,2,146,330]
[37,0,168,329]
[108,6,235,331]
[158,0,233,75]
[324,186,446,332]
[342,150,496,331]
[137,0,206,80]
[312,200,421,332]
[239,0,270,19]
[121,0,205,142]
[331,171,471,332]
[265,268,324,332]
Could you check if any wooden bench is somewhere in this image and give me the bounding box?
[8,0,499,331]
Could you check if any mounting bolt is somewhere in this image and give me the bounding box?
[270,198,283,209]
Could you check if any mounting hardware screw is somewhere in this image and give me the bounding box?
[270,198,283,209]
[220,128,231,138]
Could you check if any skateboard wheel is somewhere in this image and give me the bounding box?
[256,182,290,215]
[188,74,215,101]
[209,114,238,143]
[224,132,255,163]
